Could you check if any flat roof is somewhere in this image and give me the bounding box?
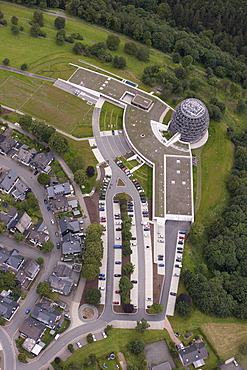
[165,156,192,216]
[132,94,153,110]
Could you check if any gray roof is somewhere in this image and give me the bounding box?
[46,181,71,199]
[0,169,18,192]
[22,258,40,279]
[48,275,73,295]
[0,136,17,154]
[152,362,172,370]
[29,230,48,245]
[50,196,68,211]
[53,262,72,278]
[19,317,46,341]
[0,247,10,265]
[179,342,208,366]
[30,153,51,171]
[11,179,29,201]
[36,221,47,233]
[17,146,36,164]
[62,239,81,256]
[5,249,24,271]
[59,216,80,236]
[31,303,61,328]
[0,295,19,320]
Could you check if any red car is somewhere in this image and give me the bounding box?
[112,301,119,305]
[115,290,120,294]
[179,236,185,239]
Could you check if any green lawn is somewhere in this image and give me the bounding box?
[59,328,166,368]
[162,109,173,125]
[99,102,123,131]
[193,120,234,225]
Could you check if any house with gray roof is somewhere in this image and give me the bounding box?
[0,169,18,194]
[46,181,72,199]
[178,342,208,368]
[11,179,29,201]
[19,317,46,341]
[29,222,49,247]
[31,303,61,329]
[30,152,53,173]
[17,146,36,166]
[0,207,18,229]
[50,196,69,213]
[0,246,24,272]
[59,216,80,236]
[0,136,17,156]
[15,259,40,287]
[48,262,79,295]
[0,295,19,321]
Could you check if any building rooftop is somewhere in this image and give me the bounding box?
[19,317,46,341]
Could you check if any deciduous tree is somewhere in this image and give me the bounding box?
[42,241,54,253]
[36,281,51,297]
[106,34,120,51]
[54,16,65,30]
[85,288,101,306]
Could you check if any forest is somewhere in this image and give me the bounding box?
[182,129,247,319]
[6,0,247,88]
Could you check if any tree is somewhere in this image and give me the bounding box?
[54,16,65,30]
[106,34,120,51]
[123,304,134,313]
[172,53,180,64]
[33,11,44,27]
[0,222,7,233]
[18,353,27,363]
[74,169,86,186]
[72,42,83,55]
[87,333,93,344]
[149,303,164,314]
[104,324,113,335]
[37,257,44,265]
[48,132,69,154]
[123,263,135,276]
[2,58,10,66]
[81,263,100,280]
[112,56,126,69]
[176,300,191,316]
[136,47,149,62]
[36,281,51,297]
[188,222,204,244]
[37,173,50,185]
[88,354,97,365]
[128,338,145,355]
[19,114,32,131]
[124,42,138,56]
[11,25,19,35]
[86,166,95,178]
[237,100,247,113]
[85,288,101,306]
[135,318,150,333]
[56,34,65,45]
[68,343,74,353]
[30,23,40,37]
[14,233,24,242]
[21,63,28,71]
[42,241,54,253]
[11,16,18,25]
[174,66,187,79]
[182,55,193,67]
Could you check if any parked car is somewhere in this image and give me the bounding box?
[92,334,97,342]
[55,231,59,237]
[76,341,82,348]
[115,261,121,264]
[131,280,137,284]
[114,274,121,277]
[56,242,60,249]
[102,331,107,339]
[170,292,177,296]
[25,308,31,314]
[44,199,48,204]
[51,219,54,224]
[112,301,119,305]
[47,206,51,211]
[115,290,120,294]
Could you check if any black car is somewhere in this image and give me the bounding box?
[177,251,183,254]
[131,280,137,284]
[178,241,183,245]
[56,242,60,249]
[116,228,122,231]
[175,264,181,268]
[114,274,121,277]
[44,199,48,204]
[99,277,106,280]
[131,237,137,240]
[113,200,119,203]
[177,247,183,251]
[170,292,177,296]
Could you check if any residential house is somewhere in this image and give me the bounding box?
[30,152,53,173]
[0,136,18,156]
[11,179,29,201]
[31,303,61,329]
[48,262,80,295]
[0,169,18,194]
[19,317,46,341]
[50,196,69,213]
[46,181,72,199]
[29,221,49,247]
[0,295,19,321]
[17,145,36,166]
[15,258,40,288]
[59,216,80,237]
[0,246,24,272]
[9,212,32,235]
[178,342,208,368]
[59,216,82,258]
[0,207,18,229]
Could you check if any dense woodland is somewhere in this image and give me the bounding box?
[7,0,247,88]
[183,129,247,319]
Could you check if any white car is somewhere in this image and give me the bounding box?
[92,334,97,342]
[102,331,107,339]
[131,243,137,246]
[76,341,82,348]
[116,236,121,240]
[51,219,55,224]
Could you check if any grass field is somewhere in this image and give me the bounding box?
[162,109,173,125]
[99,102,123,131]
[60,328,166,368]
[193,120,234,225]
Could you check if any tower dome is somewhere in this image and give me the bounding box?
[168,98,209,144]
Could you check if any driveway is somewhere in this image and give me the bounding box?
[145,340,176,369]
